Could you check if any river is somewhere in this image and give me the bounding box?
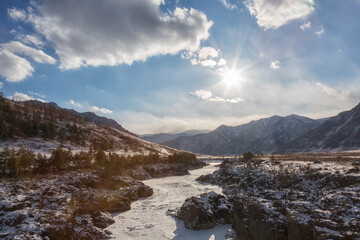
[106,162,231,240]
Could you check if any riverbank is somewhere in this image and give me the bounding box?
[0,159,206,239]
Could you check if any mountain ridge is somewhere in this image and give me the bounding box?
[162,114,321,155]
[279,102,360,152]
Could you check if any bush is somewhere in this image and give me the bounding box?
[241,151,254,162]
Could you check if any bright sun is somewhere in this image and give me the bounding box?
[222,70,240,86]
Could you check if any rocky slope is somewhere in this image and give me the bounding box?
[280,103,360,152]
[163,115,320,155]
[176,154,360,239]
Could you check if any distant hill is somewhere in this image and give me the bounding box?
[163,114,321,155]
[279,103,360,152]
[140,129,210,145]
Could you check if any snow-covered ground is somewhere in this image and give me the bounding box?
[107,162,232,240]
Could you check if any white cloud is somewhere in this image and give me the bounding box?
[19,35,44,47]
[1,41,56,64]
[315,25,325,36]
[0,50,34,82]
[0,82,3,89]
[0,41,56,82]
[190,90,212,100]
[244,0,315,29]
[91,106,113,114]
[220,0,237,10]
[218,58,227,66]
[7,8,26,21]
[184,46,225,70]
[316,82,349,98]
[9,92,46,102]
[24,0,213,69]
[66,100,82,107]
[300,21,311,31]
[200,59,218,68]
[198,47,219,59]
[190,58,198,65]
[9,30,44,47]
[190,89,243,103]
[270,60,280,69]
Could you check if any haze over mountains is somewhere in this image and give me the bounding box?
[140,129,210,145]
[142,103,360,155]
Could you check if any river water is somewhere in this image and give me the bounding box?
[107,162,231,240]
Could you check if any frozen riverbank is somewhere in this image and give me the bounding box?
[107,162,232,239]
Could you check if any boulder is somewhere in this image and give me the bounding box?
[176,192,232,230]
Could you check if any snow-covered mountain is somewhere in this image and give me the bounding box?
[140,129,210,145]
[280,103,360,152]
[163,114,321,155]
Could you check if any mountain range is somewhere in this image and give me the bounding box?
[140,129,210,145]
[144,103,360,155]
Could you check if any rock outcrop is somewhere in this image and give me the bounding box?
[194,156,360,239]
[176,192,233,230]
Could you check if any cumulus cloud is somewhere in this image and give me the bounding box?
[270,60,280,69]
[23,0,213,69]
[0,50,34,82]
[200,59,218,68]
[244,0,315,29]
[184,46,226,70]
[7,8,26,21]
[91,106,113,114]
[315,25,325,36]
[300,21,311,31]
[190,90,243,103]
[0,82,3,89]
[198,47,219,59]
[0,41,56,82]
[218,58,227,66]
[9,92,46,102]
[66,100,82,107]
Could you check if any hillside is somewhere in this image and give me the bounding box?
[0,96,176,157]
[163,114,321,155]
[280,103,360,152]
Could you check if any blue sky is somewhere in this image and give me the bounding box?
[0,0,360,134]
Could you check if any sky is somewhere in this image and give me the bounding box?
[0,0,360,134]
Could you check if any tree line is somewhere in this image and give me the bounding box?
[0,146,196,179]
